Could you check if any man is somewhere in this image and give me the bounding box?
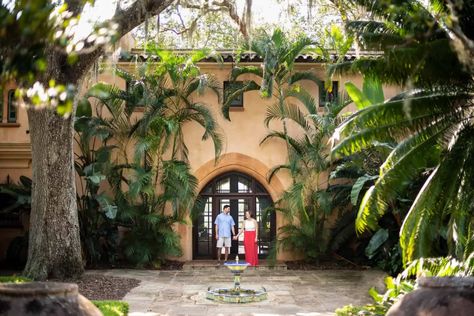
[214,205,236,265]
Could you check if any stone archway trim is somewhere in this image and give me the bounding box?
[194,152,286,201]
[174,153,290,261]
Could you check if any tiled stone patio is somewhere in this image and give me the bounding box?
[89,266,386,316]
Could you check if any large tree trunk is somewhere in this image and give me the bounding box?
[23,105,83,280]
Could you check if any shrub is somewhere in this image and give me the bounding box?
[92,300,129,316]
[336,255,474,315]
[0,276,31,283]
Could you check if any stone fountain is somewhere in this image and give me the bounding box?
[206,255,268,303]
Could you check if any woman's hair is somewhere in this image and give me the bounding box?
[245,210,255,218]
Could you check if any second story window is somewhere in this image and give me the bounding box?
[224,81,244,108]
[7,89,17,123]
[319,81,339,107]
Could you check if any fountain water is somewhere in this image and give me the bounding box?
[206,255,268,303]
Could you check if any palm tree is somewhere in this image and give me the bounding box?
[224,28,321,179]
[330,0,474,263]
[224,29,340,259]
[263,87,348,259]
[77,49,224,265]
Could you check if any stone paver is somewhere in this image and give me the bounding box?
[87,268,386,316]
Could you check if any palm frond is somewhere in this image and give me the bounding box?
[264,102,310,131]
[230,66,263,81]
[287,71,323,87]
[285,89,319,117]
[281,36,316,68]
[400,127,474,263]
[267,164,291,182]
[185,103,223,159]
[260,131,306,156]
[332,90,470,158]
[355,119,456,234]
[222,80,260,119]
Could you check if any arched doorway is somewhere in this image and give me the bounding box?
[193,172,276,259]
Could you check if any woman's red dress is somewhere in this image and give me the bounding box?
[244,230,259,266]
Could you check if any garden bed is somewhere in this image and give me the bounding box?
[86,259,184,271]
[59,274,140,301]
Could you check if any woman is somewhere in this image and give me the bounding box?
[234,210,259,266]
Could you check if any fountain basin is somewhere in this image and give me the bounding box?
[206,287,268,303]
[223,261,250,272]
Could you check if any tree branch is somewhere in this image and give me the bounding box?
[71,0,174,83]
[179,0,251,41]
[115,0,175,37]
[445,1,474,72]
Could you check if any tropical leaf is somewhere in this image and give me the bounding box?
[222,80,260,119]
[351,174,378,206]
[264,102,310,130]
[362,77,384,105]
[400,127,474,263]
[345,82,372,109]
[365,228,389,259]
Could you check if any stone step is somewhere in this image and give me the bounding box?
[182,260,287,270]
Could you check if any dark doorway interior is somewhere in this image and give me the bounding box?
[193,172,275,259]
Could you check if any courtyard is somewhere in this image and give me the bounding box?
[92,266,386,316]
[1,1,474,315]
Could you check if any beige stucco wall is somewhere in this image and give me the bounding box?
[173,62,401,260]
[0,82,31,183]
[0,58,402,262]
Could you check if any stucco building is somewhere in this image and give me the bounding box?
[0,46,400,263]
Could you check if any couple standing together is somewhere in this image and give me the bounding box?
[214,205,259,266]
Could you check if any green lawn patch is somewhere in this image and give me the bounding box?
[92,300,129,316]
[0,275,31,283]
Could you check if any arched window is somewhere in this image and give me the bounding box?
[193,172,275,259]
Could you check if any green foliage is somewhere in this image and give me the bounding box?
[92,301,129,316]
[331,0,474,264]
[336,276,415,316]
[365,229,388,259]
[0,177,32,269]
[0,276,31,283]
[336,255,474,315]
[0,0,55,83]
[0,1,116,115]
[263,88,347,261]
[74,113,119,267]
[327,81,407,274]
[0,176,32,213]
[223,28,320,119]
[120,210,183,267]
[77,50,222,267]
[402,254,474,278]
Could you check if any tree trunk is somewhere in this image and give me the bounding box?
[23,105,83,280]
[18,0,175,280]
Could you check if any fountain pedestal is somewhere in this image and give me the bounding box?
[206,256,267,303]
